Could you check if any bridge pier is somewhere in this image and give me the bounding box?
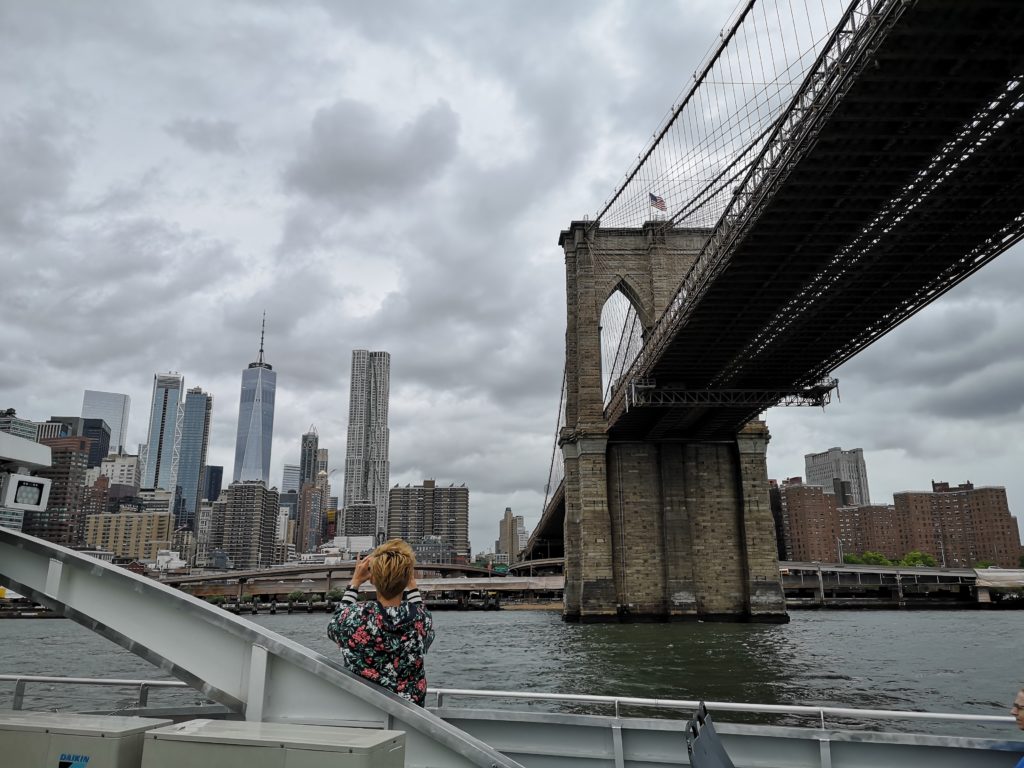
[563,424,786,623]
[559,220,787,623]
[562,435,616,621]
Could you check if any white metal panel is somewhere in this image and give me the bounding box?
[0,528,523,768]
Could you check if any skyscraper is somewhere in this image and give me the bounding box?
[46,416,110,467]
[139,373,185,491]
[232,318,277,484]
[343,350,391,538]
[81,391,131,454]
[296,429,321,553]
[495,507,527,561]
[178,387,213,530]
[299,429,319,488]
[281,464,301,494]
[804,447,871,506]
[203,465,223,502]
[28,436,93,547]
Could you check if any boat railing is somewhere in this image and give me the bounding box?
[432,687,1016,729]
[2,675,1015,731]
[0,674,192,711]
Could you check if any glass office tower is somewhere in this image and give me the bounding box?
[139,373,184,490]
[81,390,131,454]
[178,387,213,529]
[232,322,276,485]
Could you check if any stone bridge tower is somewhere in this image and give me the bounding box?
[559,221,788,623]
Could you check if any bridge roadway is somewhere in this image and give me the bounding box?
[182,575,563,601]
[510,558,1006,580]
[605,0,1024,441]
[185,562,1020,606]
[163,560,498,586]
[509,559,1024,596]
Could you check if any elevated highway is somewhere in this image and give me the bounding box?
[163,560,499,587]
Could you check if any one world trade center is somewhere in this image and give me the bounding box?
[232,317,276,484]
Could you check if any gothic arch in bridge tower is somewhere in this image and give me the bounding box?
[599,286,646,406]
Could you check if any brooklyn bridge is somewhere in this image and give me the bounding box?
[520,0,1024,622]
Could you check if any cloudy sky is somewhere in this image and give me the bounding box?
[2,1,1021,553]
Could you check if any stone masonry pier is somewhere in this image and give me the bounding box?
[559,222,788,623]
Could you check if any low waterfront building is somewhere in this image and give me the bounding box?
[414,534,456,564]
[84,509,173,560]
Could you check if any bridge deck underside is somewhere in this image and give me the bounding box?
[611,0,1024,441]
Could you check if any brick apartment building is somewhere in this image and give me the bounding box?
[773,477,1021,567]
[892,481,1020,567]
[770,477,840,562]
[836,504,901,561]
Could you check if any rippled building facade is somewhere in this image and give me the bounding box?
[342,350,390,539]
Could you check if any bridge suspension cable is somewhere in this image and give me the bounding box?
[594,0,847,231]
[599,0,911,423]
[542,367,567,514]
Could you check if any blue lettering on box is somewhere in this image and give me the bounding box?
[58,753,91,768]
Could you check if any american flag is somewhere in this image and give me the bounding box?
[649,192,667,211]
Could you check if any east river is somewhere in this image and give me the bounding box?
[1,610,1021,736]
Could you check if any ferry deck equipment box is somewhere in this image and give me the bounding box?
[142,719,406,768]
[0,711,172,768]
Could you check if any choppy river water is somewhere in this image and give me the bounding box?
[1,609,1020,735]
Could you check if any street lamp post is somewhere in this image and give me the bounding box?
[837,537,844,564]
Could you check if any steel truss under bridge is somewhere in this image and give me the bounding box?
[626,378,838,410]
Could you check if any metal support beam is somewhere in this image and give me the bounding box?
[626,378,837,409]
[0,528,523,768]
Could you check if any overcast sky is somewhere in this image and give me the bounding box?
[2,1,1021,554]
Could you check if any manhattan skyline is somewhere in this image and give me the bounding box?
[1,1,1022,554]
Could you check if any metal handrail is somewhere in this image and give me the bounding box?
[0,674,190,711]
[432,688,1015,728]
[1,676,1015,730]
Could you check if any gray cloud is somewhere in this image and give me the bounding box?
[0,110,75,235]
[283,99,459,210]
[165,118,241,154]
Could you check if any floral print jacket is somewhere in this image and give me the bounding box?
[327,588,435,706]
